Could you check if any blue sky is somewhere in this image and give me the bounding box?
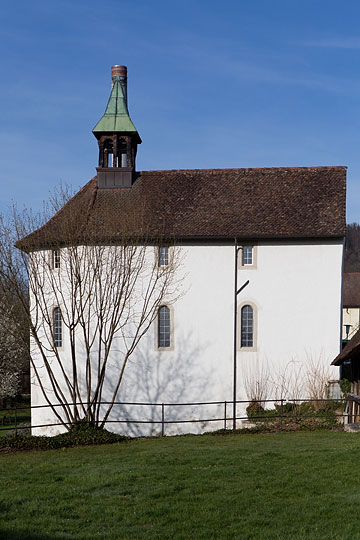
[1,0,360,222]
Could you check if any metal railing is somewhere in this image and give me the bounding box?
[0,397,348,437]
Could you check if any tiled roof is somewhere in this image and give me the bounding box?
[332,329,360,366]
[343,273,360,308]
[16,166,346,251]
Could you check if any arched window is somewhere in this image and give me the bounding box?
[241,305,253,347]
[53,307,62,348]
[158,305,171,348]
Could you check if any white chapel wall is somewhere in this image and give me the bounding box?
[30,239,343,436]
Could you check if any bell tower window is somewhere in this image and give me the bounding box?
[118,139,128,168]
[121,153,127,167]
[104,139,113,168]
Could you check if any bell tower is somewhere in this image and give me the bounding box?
[93,65,142,189]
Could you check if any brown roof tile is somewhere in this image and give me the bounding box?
[17,166,347,251]
[343,273,360,307]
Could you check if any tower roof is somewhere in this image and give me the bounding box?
[92,76,139,134]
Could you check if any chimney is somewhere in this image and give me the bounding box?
[112,64,127,105]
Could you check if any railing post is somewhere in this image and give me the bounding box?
[353,400,355,423]
[14,407,17,437]
[224,401,227,430]
[161,403,165,437]
[280,399,283,431]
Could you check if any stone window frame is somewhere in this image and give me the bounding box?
[51,248,61,270]
[239,245,257,269]
[155,245,174,269]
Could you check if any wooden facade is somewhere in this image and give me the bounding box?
[332,330,360,424]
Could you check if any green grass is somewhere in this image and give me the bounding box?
[0,397,31,437]
[0,410,31,437]
[1,431,360,539]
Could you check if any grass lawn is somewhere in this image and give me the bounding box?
[0,413,31,437]
[0,399,31,437]
[1,431,360,539]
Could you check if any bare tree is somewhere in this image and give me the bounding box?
[0,190,183,430]
[0,295,28,400]
[0,218,30,402]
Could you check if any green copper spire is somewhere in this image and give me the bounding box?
[92,76,138,134]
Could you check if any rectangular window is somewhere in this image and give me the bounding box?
[53,307,62,348]
[52,249,61,269]
[242,246,253,266]
[158,306,171,348]
[158,246,169,266]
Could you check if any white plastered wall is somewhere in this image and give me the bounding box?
[30,239,343,436]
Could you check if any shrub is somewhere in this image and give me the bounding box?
[245,398,344,432]
[275,401,296,414]
[1,424,128,451]
[340,378,351,396]
[246,401,265,418]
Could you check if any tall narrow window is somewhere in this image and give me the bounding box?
[121,153,127,167]
[241,305,253,347]
[104,139,113,167]
[242,246,253,265]
[158,306,171,348]
[53,307,62,348]
[52,249,60,269]
[158,246,169,266]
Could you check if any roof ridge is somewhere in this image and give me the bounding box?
[138,165,347,174]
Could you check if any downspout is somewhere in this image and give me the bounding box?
[233,239,238,430]
[339,233,346,377]
[233,238,249,430]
